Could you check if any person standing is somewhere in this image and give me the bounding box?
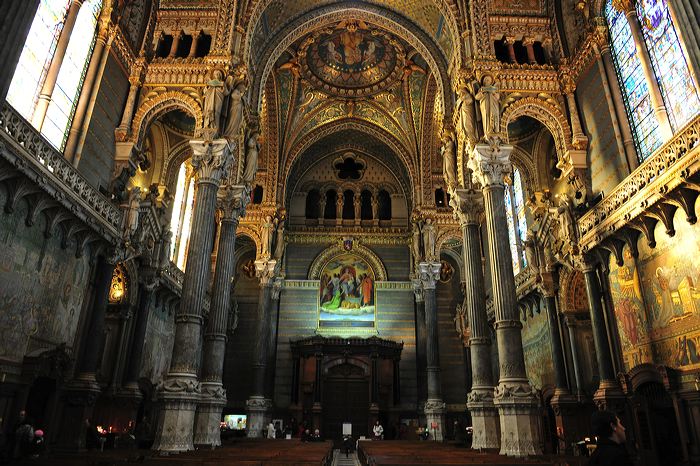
[588,411,634,466]
[372,420,383,440]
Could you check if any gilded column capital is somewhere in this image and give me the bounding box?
[611,0,635,14]
[217,184,249,222]
[418,262,441,290]
[190,139,232,185]
[468,142,513,188]
[451,188,484,226]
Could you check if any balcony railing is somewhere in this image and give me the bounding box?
[0,103,122,242]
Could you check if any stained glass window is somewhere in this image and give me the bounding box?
[6,0,102,150]
[170,161,196,270]
[636,0,700,132]
[605,1,663,160]
[505,167,527,274]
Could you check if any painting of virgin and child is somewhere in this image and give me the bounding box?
[318,253,375,328]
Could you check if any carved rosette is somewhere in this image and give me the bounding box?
[418,262,441,290]
[189,139,232,185]
[468,142,513,188]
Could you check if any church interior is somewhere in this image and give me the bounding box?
[0,0,699,465]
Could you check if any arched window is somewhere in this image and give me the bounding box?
[605,0,700,160]
[7,0,103,150]
[324,190,337,219]
[378,190,391,220]
[360,190,373,220]
[170,161,196,270]
[505,167,527,274]
[342,190,355,219]
[305,189,320,219]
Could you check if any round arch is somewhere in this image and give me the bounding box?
[308,240,388,281]
[130,92,203,149]
[510,145,539,198]
[161,140,194,190]
[501,98,572,159]
[247,4,453,118]
[235,227,261,258]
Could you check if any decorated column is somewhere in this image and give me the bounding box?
[469,142,541,456]
[419,261,445,440]
[453,188,500,450]
[193,184,247,446]
[412,280,428,409]
[246,259,277,438]
[152,139,231,453]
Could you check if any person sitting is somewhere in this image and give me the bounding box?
[588,410,633,466]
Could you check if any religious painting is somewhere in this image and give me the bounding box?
[303,21,403,97]
[318,253,376,329]
[439,260,454,283]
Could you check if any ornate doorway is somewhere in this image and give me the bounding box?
[323,362,369,442]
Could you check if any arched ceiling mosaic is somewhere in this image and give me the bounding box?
[246,0,458,68]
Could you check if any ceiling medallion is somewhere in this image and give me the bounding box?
[302,20,405,97]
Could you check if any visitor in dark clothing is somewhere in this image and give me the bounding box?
[588,410,634,466]
[85,419,100,451]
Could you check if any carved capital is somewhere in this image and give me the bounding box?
[418,261,441,290]
[611,0,635,14]
[412,278,424,303]
[217,184,249,221]
[469,143,513,187]
[255,259,278,286]
[271,277,283,300]
[451,188,484,226]
[189,139,232,185]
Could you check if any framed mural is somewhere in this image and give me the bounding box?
[318,253,376,330]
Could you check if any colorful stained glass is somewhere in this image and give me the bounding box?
[6,0,70,121]
[606,1,664,160]
[636,0,700,132]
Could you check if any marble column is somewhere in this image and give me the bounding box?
[582,258,624,412]
[115,69,143,140]
[32,0,84,130]
[563,316,584,397]
[413,280,428,410]
[504,37,517,63]
[469,143,541,456]
[193,185,246,447]
[56,253,115,451]
[152,139,231,453]
[312,352,323,429]
[619,1,674,139]
[668,0,700,82]
[168,31,181,58]
[0,0,39,101]
[265,278,283,400]
[419,261,445,441]
[188,31,200,58]
[523,38,537,64]
[453,188,500,449]
[246,259,277,438]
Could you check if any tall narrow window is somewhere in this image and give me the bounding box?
[505,167,527,274]
[170,161,196,270]
[606,1,663,159]
[636,0,700,131]
[6,0,103,150]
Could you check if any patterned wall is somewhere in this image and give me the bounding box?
[140,299,176,383]
[0,191,92,363]
[521,303,555,391]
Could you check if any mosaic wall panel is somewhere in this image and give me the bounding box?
[521,304,555,390]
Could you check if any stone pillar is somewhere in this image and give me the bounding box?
[563,316,584,396]
[168,31,181,58]
[189,31,200,58]
[668,0,700,82]
[312,352,323,429]
[246,259,277,438]
[419,261,445,441]
[0,0,39,102]
[582,259,624,412]
[453,188,500,450]
[65,10,115,164]
[193,185,245,447]
[469,143,541,456]
[115,69,143,141]
[413,280,428,410]
[523,38,537,64]
[266,278,283,400]
[504,37,517,63]
[371,352,379,408]
[619,2,673,139]
[32,0,84,130]
[393,357,401,405]
[56,253,115,451]
[540,271,577,453]
[152,139,231,453]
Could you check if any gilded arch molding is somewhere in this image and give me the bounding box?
[501,97,572,159]
[308,240,388,281]
[130,92,203,149]
[235,227,261,257]
[282,119,417,206]
[510,145,539,197]
[242,0,462,74]
[248,5,453,119]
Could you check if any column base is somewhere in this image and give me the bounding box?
[152,374,201,453]
[54,375,102,452]
[593,380,625,413]
[423,398,446,441]
[494,383,542,456]
[550,390,581,455]
[467,389,500,450]
[246,396,272,438]
[194,382,227,447]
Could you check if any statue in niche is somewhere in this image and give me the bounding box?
[523,230,540,272]
[371,194,379,221]
[550,193,577,248]
[455,82,478,145]
[354,194,361,221]
[260,215,274,257]
[203,69,228,134]
[274,221,285,261]
[124,187,141,239]
[421,217,436,262]
[242,131,259,183]
[411,220,422,263]
[441,131,457,189]
[475,75,501,138]
[222,77,247,143]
